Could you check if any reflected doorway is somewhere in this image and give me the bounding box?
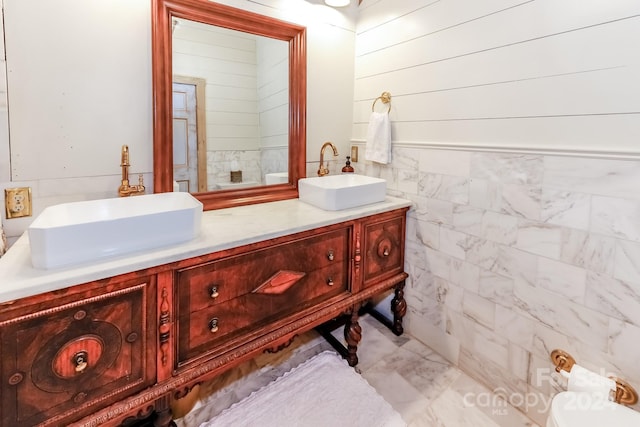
[172,76,207,192]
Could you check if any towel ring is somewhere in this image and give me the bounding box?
[372,91,391,113]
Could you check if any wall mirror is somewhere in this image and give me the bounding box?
[152,0,306,210]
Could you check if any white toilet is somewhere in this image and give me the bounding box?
[547,391,640,427]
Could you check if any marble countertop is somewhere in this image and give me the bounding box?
[0,196,411,304]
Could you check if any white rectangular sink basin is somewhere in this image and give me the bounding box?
[28,192,203,269]
[298,174,386,211]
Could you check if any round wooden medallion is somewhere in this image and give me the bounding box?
[31,320,122,392]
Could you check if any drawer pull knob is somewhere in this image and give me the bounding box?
[209,318,219,333]
[210,286,219,299]
[327,251,334,261]
[327,277,334,286]
[378,238,392,258]
[73,351,88,373]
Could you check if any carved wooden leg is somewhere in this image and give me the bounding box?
[344,307,362,367]
[390,280,407,336]
[153,394,176,427]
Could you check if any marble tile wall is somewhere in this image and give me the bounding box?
[358,145,640,425]
[260,147,288,177]
[206,150,262,190]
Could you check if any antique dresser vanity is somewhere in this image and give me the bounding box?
[0,197,410,426]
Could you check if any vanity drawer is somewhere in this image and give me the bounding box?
[178,264,348,362]
[0,277,155,427]
[178,227,350,312]
[362,213,405,288]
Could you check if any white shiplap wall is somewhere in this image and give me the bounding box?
[257,37,289,150]
[173,19,262,151]
[353,0,640,157]
[4,0,153,180]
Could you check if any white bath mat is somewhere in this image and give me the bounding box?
[199,351,406,427]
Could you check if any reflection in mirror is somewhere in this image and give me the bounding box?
[152,0,306,210]
[172,19,289,193]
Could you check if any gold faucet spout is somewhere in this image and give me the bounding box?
[318,142,339,176]
[119,145,146,197]
[121,145,130,184]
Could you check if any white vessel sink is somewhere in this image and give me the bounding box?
[298,174,386,211]
[28,192,203,269]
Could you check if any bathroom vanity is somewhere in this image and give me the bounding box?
[0,197,410,427]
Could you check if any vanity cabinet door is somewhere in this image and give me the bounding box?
[176,226,351,364]
[361,211,406,288]
[0,276,156,427]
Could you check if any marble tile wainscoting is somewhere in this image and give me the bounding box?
[356,145,640,425]
[206,150,262,191]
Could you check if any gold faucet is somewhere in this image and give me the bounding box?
[317,142,339,176]
[118,145,146,197]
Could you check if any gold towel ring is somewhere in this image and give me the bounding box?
[372,91,391,113]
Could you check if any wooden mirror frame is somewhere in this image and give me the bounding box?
[152,0,306,210]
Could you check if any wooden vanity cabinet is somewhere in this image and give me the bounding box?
[0,206,408,427]
[0,275,157,427]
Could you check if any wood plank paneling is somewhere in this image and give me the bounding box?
[354,0,640,154]
[357,0,527,55]
[173,19,260,152]
[5,0,152,180]
[355,18,640,101]
[355,66,638,122]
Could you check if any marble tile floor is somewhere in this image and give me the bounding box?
[174,314,539,427]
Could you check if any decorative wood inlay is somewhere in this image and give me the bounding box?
[159,287,171,366]
[0,283,147,327]
[252,270,306,295]
[8,372,23,386]
[8,278,153,427]
[354,232,362,274]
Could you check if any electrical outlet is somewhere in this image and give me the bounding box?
[5,187,32,219]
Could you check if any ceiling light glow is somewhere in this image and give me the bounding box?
[325,0,350,7]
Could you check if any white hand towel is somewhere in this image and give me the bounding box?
[365,111,391,164]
